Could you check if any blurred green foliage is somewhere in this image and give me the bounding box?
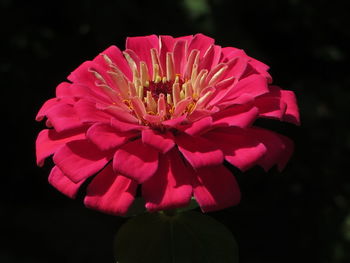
[1,0,349,262]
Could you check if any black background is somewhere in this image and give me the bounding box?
[2,0,350,262]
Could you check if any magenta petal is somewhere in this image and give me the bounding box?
[110,118,144,132]
[173,39,187,75]
[53,139,112,183]
[188,33,215,57]
[113,139,159,183]
[55,82,72,98]
[36,98,60,121]
[48,166,85,198]
[183,116,213,136]
[141,129,175,154]
[36,128,86,166]
[46,103,83,132]
[74,99,111,124]
[280,89,300,125]
[223,74,269,102]
[67,61,110,99]
[86,123,136,151]
[248,58,272,83]
[93,45,132,80]
[162,114,187,128]
[193,165,241,212]
[142,149,192,211]
[204,128,267,171]
[159,35,176,72]
[220,47,246,62]
[199,45,221,71]
[222,56,249,80]
[84,163,137,216]
[126,35,159,75]
[176,133,223,169]
[250,128,294,171]
[212,104,259,128]
[255,96,287,120]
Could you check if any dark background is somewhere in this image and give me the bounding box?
[2,0,350,262]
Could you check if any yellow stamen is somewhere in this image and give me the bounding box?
[140,61,150,88]
[208,65,228,86]
[190,64,198,86]
[128,82,137,97]
[101,54,113,65]
[184,83,193,99]
[157,93,166,118]
[146,91,157,112]
[123,51,137,73]
[172,82,180,106]
[88,69,105,84]
[153,64,161,83]
[107,71,129,98]
[193,69,208,96]
[167,94,173,105]
[137,85,144,99]
[151,48,163,77]
[166,52,175,81]
[185,49,199,80]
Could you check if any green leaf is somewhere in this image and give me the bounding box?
[114,211,238,263]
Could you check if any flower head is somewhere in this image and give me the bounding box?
[36,34,300,215]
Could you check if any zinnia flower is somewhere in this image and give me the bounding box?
[36,34,299,215]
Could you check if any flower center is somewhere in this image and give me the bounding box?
[89,47,229,126]
[145,78,184,100]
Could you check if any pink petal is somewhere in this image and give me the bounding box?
[36,128,86,166]
[55,82,72,98]
[220,47,246,62]
[255,96,287,120]
[222,56,249,80]
[257,86,300,125]
[74,99,111,124]
[113,139,159,183]
[247,58,272,83]
[183,116,213,136]
[48,166,85,198]
[250,128,294,171]
[159,35,176,73]
[199,45,221,71]
[176,133,223,169]
[53,139,112,183]
[212,104,259,128]
[93,45,132,80]
[36,98,61,121]
[280,89,300,125]
[188,33,215,58]
[110,118,144,132]
[86,123,137,151]
[54,80,111,106]
[142,149,193,211]
[222,74,269,102]
[126,35,159,75]
[46,103,83,132]
[67,61,112,100]
[100,105,139,124]
[176,35,193,43]
[84,163,137,216]
[162,114,187,128]
[141,129,175,154]
[173,39,187,75]
[193,165,241,212]
[204,128,267,171]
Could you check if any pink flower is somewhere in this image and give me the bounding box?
[36,34,300,215]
